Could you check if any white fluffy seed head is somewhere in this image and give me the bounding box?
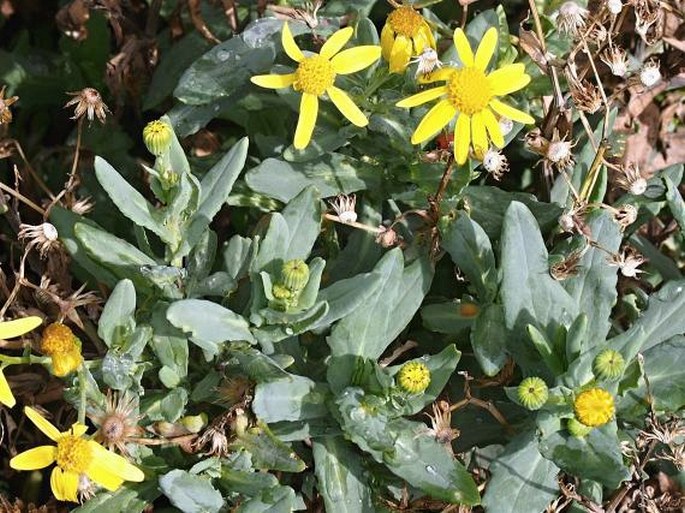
[640,62,661,87]
[606,0,623,15]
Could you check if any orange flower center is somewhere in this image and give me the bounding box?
[388,6,423,38]
[294,55,336,96]
[56,435,92,474]
[41,323,77,355]
[447,67,492,116]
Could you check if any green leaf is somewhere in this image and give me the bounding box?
[173,137,248,260]
[159,469,224,513]
[223,234,255,281]
[309,271,381,331]
[441,212,498,302]
[470,304,508,376]
[562,209,621,343]
[279,185,322,262]
[313,437,375,513]
[94,156,171,241]
[618,335,685,418]
[420,302,475,336]
[526,324,565,375]
[150,303,189,387]
[167,299,255,355]
[74,223,157,269]
[500,202,578,376]
[226,344,291,382]
[98,279,136,348]
[327,250,434,359]
[236,421,306,472]
[482,432,560,513]
[236,485,302,513]
[253,375,329,422]
[539,425,630,489]
[217,466,279,497]
[665,175,685,233]
[72,481,160,513]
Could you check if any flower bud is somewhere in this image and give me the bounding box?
[567,417,593,438]
[281,259,310,292]
[397,361,431,394]
[593,349,625,381]
[180,413,208,434]
[517,377,549,410]
[143,119,173,156]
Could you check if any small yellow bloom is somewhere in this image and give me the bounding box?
[574,388,615,427]
[251,23,381,149]
[397,27,535,164]
[10,407,144,502]
[40,323,83,377]
[0,316,43,407]
[397,361,431,394]
[381,5,436,73]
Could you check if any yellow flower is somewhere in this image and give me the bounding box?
[251,23,381,149]
[574,387,615,427]
[143,119,173,156]
[10,407,144,502]
[0,316,43,408]
[397,27,535,164]
[381,5,436,73]
[40,323,83,377]
[397,361,431,394]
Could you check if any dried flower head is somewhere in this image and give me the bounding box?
[639,60,661,88]
[569,79,602,114]
[601,47,629,77]
[18,222,60,258]
[609,246,646,278]
[0,86,19,126]
[216,375,253,407]
[481,148,509,180]
[517,376,549,410]
[397,361,431,394]
[616,163,647,195]
[89,390,144,456]
[410,47,443,78]
[557,2,588,36]
[64,88,110,123]
[375,225,401,248]
[606,0,623,15]
[423,401,459,453]
[550,248,586,280]
[612,203,638,229]
[634,0,664,44]
[195,424,230,457]
[545,132,576,172]
[574,387,615,427]
[70,196,95,215]
[329,194,357,224]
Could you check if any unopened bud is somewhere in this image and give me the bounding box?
[143,119,173,156]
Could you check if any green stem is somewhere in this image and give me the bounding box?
[0,354,51,366]
[78,366,87,425]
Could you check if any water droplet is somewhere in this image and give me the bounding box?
[217,50,231,62]
[425,465,437,475]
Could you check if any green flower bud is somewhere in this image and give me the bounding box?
[180,413,208,433]
[281,259,310,292]
[567,417,593,438]
[396,361,431,394]
[593,349,625,381]
[272,283,293,301]
[517,377,549,410]
[143,119,173,156]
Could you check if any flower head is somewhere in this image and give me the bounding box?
[616,163,647,195]
[251,23,381,149]
[557,2,588,36]
[574,387,615,427]
[608,246,645,278]
[89,391,144,456]
[481,148,509,180]
[601,47,629,77]
[397,361,431,394]
[397,27,534,164]
[0,317,42,407]
[381,5,436,73]
[517,376,549,410]
[639,60,661,88]
[328,194,357,224]
[593,349,626,381]
[606,0,623,15]
[40,323,83,377]
[0,86,19,126]
[64,88,110,124]
[10,406,144,502]
[18,222,60,258]
[143,119,173,156]
[281,259,310,293]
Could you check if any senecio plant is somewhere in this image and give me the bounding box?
[1,1,684,512]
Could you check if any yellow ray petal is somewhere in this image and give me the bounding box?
[69,423,88,437]
[89,442,145,482]
[88,460,125,491]
[411,99,457,144]
[380,23,395,61]
[327,86,368,127]
[0,369,16,408]
[24,406,61,441]
[251,73,296,89]
[389,35,412,73]
[10,445,56,470]
[482,107,504,148]
[488,64,531,96]
[320,27,354,59]
[418,67,456,84]
[396,86,447,108]
[489,98,535,124]
[453,29,474,67]
[294,93,319,150]
[0,317,42,339]
[51,467,79,503]
[454,114,471,164]
[331,46,381,75]
[417,24,436,53]
[281,22,304,62]
[474,27,498,71]
[471,112,488,155]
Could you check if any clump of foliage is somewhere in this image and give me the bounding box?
[1,1,684,512]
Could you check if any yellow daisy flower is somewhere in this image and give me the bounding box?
[0,316,43,408]
[10,406,144,502]
[381,4,436,73]
[573,387,615,427]
[251,23,381,149]
[397,27,535,164]
[40,323,83,377]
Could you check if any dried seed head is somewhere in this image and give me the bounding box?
[546,134,576,172]
[639,60,661,88]
[550,248,586,280]
[410,47,442,78]
[328,194,357,224]
[634,0,663,44]
[375,225,400,248]
[0,86,19,126]
[89,390,144,456]
[601,47,629,77]
[557,2,588,36]
[70,196,95,215]
[613,203,638,229]
[570,80,603,114]
[424,401,459,451]
[606,0,623,15]
[481,148,509,180]
[616,163,647,195]
[608,247,645,277]
[18,222,60,258]
[64,88,110,123]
